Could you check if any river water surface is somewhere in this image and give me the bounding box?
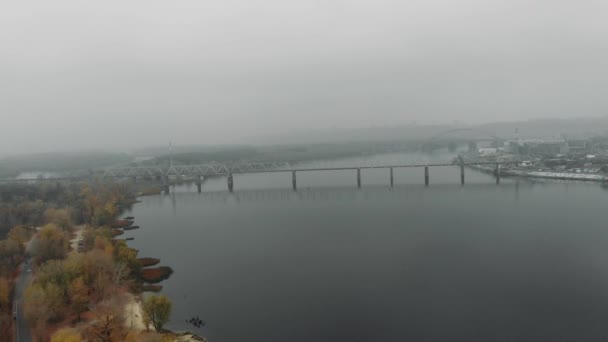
[123,153,608,342]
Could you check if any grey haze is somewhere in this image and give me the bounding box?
[1,0,607,155]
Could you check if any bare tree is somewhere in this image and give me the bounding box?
[86,299,127,342]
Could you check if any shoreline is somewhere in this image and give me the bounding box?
[468,164,608,183]
[123,292,207,341]
[121,204,208,341]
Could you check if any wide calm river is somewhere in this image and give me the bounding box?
[123,152,608,342]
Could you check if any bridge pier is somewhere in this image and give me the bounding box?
[425,166,429,186]
[390,167,394,188]
[196,175,202,193]
[292,171,297,191]
[162,176,170,194]
[461,164,465,185]
[131,176,137,184]
[495,163,500,184]
[357,168,361,188]
[227,173,234,192]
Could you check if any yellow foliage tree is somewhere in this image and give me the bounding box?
[142,295,172,332]
[51,328,83,342]
[44,208,73,231]
[69,277,89,320]
[8,225,32,244]
[24,284,51,339]
[36,224,69,263]
[94,236,113,253]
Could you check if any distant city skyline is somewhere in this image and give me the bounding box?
[0,115,606,159]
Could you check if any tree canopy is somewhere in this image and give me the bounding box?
[142,295,172,332]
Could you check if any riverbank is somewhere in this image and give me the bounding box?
[506,169,607,181]
[123,293,206,341]
[468,164,608,182]
[118,209,207,341]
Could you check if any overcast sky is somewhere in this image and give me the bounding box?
[1,0,607,155]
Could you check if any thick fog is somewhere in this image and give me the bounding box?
[1,0,607,155]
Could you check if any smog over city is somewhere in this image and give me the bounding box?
[2,1,608,342]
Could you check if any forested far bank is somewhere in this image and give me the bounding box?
[0,152,132,179]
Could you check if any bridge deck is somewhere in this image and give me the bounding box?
[0,161,516,183]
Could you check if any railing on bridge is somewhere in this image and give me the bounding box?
[102,161,294,178]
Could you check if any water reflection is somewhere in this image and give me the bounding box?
[125,154,608,342]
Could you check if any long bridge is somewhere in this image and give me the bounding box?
[1,160,513,192]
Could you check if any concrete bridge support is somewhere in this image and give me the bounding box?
[425,166,430,186]
[196,175,202,193]
[390,167,394,188]
[357,168,361,188]
[227,173,234,192]
[162,176,170,194]
[292,171,297,191]
[461,164,465,185]
[131,176,137,184]
[495,163,500,184]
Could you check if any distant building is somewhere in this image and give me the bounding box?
[567,139,589,152]
[504,141,519,154]
[520,161,534,167]
[505,139,569,156]
[478,147,498,156]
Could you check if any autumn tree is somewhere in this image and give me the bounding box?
[44,208,73,231]
[24,284,51,340]
[86,299,128,342]
[142,295,172,332]
[94,236,114,254]
[34,224,69,264]
[0,237,23,276]
[114,240,138,285]
[80,184,99,225]
[83,250,116,299]
[51,328,83,342]
[25,282,65,322]
[0,277,11,334]
[0,277,9,312]
[69,277,89,320]
[35,259,71,306]
[82,227,113,252]
[142,308,152,332]
[80,183,126,226]
[8,225,32,244]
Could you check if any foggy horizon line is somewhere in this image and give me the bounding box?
[2,115,607,160]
